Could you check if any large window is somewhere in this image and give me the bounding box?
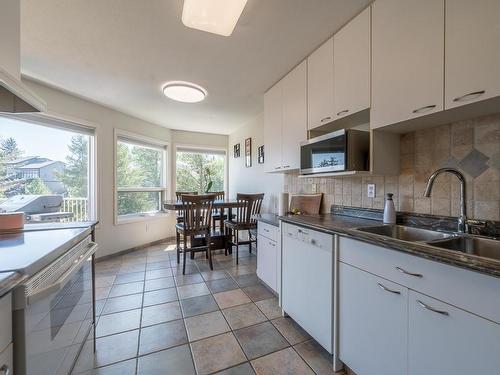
[0,114,95,223]
[115,131,167,221]
[176,147,225,193]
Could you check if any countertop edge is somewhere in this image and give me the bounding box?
[280,216,500,279]
[0,272,26,298]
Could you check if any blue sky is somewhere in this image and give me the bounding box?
[0,117,74,161]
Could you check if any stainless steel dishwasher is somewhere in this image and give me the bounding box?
[281,222,341,371]
[12,235,98,375]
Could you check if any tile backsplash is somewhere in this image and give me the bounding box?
[284,113,500,221]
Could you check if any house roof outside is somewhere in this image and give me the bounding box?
[17,160,65,169]
[5,156,42,165]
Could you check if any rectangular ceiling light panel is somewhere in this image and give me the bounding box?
[182,0,248,37]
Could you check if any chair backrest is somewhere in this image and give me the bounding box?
[211,191,225,201]
[176,191,198,201]
[180,194,216,232]
[236,193,264,225]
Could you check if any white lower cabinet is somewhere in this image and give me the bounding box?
[0,343,13,375]
[338,238,500,375]
[339,262,408,375]
[408,291,500,375]
[256,234,277,292]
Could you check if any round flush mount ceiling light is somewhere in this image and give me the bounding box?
[162,81,207,103]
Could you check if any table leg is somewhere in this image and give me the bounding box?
[226,207,233,255]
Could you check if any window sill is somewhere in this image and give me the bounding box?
[115,211,172,225]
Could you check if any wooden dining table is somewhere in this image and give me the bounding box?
[163,199,244,251]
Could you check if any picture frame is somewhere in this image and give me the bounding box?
[245,138,252,167]
[258,145,264,164]
[233,143,240,158]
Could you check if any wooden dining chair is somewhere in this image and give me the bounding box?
[224,193,264,265]
[210,191,226,231]
[176,194,216,274]
[175,191,198,223]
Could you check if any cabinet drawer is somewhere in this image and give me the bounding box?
[0,293,11,353]
[339,237,500,323]
[0,343,13,375]
[258,222,278,242]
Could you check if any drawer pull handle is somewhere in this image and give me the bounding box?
[377,283,401,295]
[336,109,349,116]
[453,90,485,102]
[417,300,449,316]
[0,364,11,375]
[275,166,281,170]
[263,228,269,232]
[283,165,291,168]
[320,116,332,123]
[412,104,436,114]
[396,266,423,278]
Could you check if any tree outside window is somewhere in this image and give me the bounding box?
[176,149,225,194]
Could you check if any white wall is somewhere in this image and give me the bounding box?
[228,114,283,213]
[24,78,227,258]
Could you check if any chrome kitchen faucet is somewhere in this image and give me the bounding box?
[424,168,468,233]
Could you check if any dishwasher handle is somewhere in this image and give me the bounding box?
[26,242,98,306]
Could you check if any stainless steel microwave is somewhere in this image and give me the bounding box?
[300,129,369,175]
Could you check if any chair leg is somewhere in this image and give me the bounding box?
[183,239,187,275]
[248,230,252,253]
[207,235,213,270]
[190,236,195,259]
[235,230,239,265]
[176,231,180,264]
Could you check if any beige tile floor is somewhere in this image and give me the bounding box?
[73,240,342,375]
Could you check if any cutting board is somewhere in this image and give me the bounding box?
[289,194,323,215]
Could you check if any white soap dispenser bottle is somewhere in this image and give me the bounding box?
[383,193,396,224]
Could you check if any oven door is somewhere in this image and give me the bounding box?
[13,238,97,375]
[300,129,347,174]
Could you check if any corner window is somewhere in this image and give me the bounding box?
[176,147,226,193]
[0,114,96,223]
[115,131,167,222]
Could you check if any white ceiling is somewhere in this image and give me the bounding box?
[20,0,371,135]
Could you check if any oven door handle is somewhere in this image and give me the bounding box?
[26,242,98,306]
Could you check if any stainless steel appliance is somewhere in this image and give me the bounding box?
[12,235,97,375]
[300,129,369,175]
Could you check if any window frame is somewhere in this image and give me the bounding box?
[174,144,228,196]
[0,112,98,223]
[114,129,169,224]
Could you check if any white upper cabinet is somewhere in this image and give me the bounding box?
[264,61,307,173]
[333,7,371,120]
[445,0,500,109]
[307,37,334,129]
[264,81,282,172]
[281,61,307,170]
[371,0,444,129]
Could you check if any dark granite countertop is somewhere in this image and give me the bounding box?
[254,214,280,227]
[280,214,500,279]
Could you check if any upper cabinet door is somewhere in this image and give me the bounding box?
[371,0,444,129]
[264,81,283,172]
[333,7,371,120]
[307,37,334,130]
[281,61,307,170]
[445,0,500,109]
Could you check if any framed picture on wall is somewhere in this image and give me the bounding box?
[245,138,252,167]
[258,145,264,164]
[233,143,240,158]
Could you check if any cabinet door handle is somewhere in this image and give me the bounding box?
[396,266,423,278]
[274,166,281,170]
[283,165,290,168]
[412,104,436,114]
[336,109,349,116]
[377,283,401,295]
[453,90,485,102]
[269,241,276,247]
[417,300,449,316]
[320,116,332,123]
[0,364,11,375]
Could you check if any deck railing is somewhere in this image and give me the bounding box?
[62,197,88,222]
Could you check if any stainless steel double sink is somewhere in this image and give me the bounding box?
[355,224,500,261]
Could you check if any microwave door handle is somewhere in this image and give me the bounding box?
[26,242,98,306]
